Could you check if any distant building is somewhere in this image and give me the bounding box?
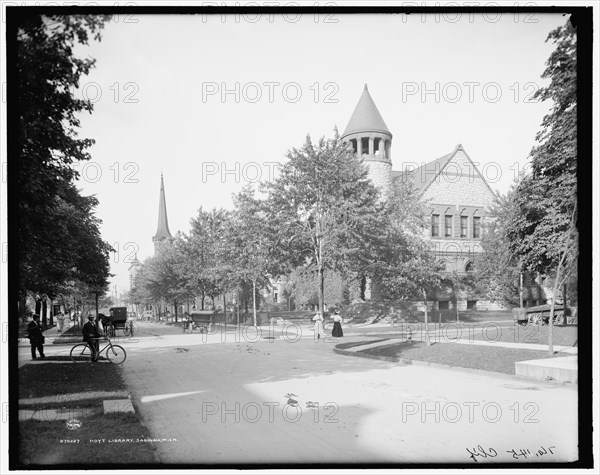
[153,173,174,256]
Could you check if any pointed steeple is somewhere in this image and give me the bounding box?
[153,173,173,255]
[342,84,391,138]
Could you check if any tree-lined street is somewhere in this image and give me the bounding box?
[17,320,578,464]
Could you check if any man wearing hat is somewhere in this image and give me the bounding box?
[27,314,46,360]
[82,315,102,362]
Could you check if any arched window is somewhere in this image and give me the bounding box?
[439,260,452,272]
[465,261,474,272]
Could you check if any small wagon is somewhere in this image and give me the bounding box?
[513,304,573,326]
[105,307,135,337]
[183,310,215,333]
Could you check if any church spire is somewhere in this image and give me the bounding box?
[153,173,173,255]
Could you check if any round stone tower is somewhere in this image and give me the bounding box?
[341,84,392,196]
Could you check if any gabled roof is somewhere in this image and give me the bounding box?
[153,174,173,241]
[341,84,391,138]
[394,145,496,198]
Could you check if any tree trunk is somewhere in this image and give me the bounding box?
[318,265,325,314]
[223,293,227,332]
[422,288,430,346]
[252,279,257,327]
[19,295,27,320]
[454,280,460,323]
[548,264,563,356]
[519,272,524,308]
[174,301,178,323]
[562,282,567,327]
[455,297,459,323]
[41,300,48,327]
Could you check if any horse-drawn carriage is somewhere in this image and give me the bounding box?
[102,307,135,337]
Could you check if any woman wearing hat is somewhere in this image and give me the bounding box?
[331,310,344,338]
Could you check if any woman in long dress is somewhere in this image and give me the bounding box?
[312,312,324,340]
[331,310,343,337]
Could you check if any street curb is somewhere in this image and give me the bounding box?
[333,347,398,363]
[333,345,577,388]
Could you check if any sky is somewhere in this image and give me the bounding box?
[62,10,570,296]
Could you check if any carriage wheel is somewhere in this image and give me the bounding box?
[106,324,116,338]
[123,324,131,337]
[129,322,135,337]
[554,312,564,325]
[528,313,541,325]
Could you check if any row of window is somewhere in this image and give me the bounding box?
[431,214,480,239]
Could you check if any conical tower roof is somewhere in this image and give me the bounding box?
[342,84,391,138]
[153,173,173,241]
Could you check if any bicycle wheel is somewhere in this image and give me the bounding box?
[70,343,92,363]
[106,344,126,364]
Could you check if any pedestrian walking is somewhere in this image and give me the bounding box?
[331,309,344,337]
[312,312,324,340]
[56,311,65,333]
[27,314,45,360]
[82,315,102,362]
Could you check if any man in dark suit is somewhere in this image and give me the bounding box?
[27,314,45,360]
[82,315,102,362]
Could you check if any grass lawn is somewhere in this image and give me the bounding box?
[359,341,569,375]
[19,359,124,408]
[388,322,578,348]
[466,324,578,347]
[17,360,158,466]
[18,413,159,465]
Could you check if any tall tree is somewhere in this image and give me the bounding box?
[15,14,111,313]
[263,130,384,313]
[185,207,232,310]
[143,239,190,322]
[226,187,275,326]
[507,20,578,355]
[476,180,522,308]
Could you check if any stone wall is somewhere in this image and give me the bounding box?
[365,160,392,196]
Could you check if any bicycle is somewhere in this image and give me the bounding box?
[70,336,127,364]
